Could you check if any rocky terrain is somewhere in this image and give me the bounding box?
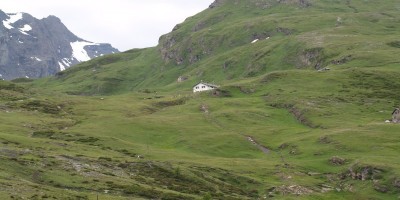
[0,10,118,80]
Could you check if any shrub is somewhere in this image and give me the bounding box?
[387,41,400,48]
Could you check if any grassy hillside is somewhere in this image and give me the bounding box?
[3,67,400,199]
[1,0,400,199]
[33,0,400,95]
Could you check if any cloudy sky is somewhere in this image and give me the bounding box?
[0,0,214,51]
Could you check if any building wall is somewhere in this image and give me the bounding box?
[193,83,215,93]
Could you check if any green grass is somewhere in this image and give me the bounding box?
[1,0,400,199]
[3,66,400,199]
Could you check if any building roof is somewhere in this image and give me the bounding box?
[193,81,219,88]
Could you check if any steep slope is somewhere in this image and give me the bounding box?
[0,10,119,80]
[36,0,400,95]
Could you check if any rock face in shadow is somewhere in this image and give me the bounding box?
[0,10,119,80]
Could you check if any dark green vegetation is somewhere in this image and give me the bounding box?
[1,0,400,199]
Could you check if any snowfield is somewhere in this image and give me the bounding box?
[70,41,99,62]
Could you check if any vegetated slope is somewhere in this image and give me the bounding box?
[2,0,400,199]
[3,68,400,199]
[34,0,400,95]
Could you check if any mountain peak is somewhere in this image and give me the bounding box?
[42,15,62,23]
[0,10,119,80]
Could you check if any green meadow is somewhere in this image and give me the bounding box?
[1,0,400,199]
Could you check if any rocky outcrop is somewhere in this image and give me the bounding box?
[0,10,119,80]
[209,0,226,9]
[341,164,383,181]
[298,48,325,69]
[329,156,346,165]
[277,0,312,7]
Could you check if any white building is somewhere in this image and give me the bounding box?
[193,82,219,93]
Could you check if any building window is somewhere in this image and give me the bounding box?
[196,86,199,89]
[202,86,206,88]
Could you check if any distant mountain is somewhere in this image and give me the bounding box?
[0,10,119,80]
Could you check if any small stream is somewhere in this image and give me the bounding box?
[246,136,269,154]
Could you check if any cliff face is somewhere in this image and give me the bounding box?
[0,10,119,80]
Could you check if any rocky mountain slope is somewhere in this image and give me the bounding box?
[0,10,119,80]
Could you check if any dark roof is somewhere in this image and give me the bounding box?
[193,82,219,88]
[392,108,399,115]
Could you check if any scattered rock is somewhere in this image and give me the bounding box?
[392,108,400,123]
[319,184,334,193]
[273,185,313,195]
[276,27,294,35]
[317,67,330,72]
[341,164,383,181]
[329,156,346,166]
[297,47,325,70]
[385,120,391,123]
[331,55,352,65]
[319,136,332,144]
[235,86,256,94]
[289,146,299,155]
[307,172,321,176]
[392,178,400,188]
[277,0,312,8]
[374,181,390,193]
[278,143,289,149]
[177,76,188,83]
[200,104,209,113]
[211,89,231,97]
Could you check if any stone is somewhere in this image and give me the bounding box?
[177,76,188,82]
[392,108,400,123]
[329,156,346,165]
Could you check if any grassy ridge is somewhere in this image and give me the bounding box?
[30,0,400,95]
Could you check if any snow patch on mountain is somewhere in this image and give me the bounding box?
[70,41,99,62]
[2,13,23,30]
[58,62,66,71]
[61,58,71,67]
[30,57,42,61]
[19,24,32,35]
[58,58,73,71]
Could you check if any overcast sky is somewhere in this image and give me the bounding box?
[0,0,214,51]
